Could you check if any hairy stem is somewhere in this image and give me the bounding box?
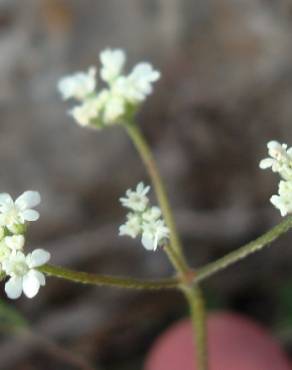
[38,264,178,290]
[185,286,208,370]
[194,215,292,284]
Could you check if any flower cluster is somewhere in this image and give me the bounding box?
[58,48,160,128]
[0,191,50,299]
[260,141,292,216]
[119,182,169,251]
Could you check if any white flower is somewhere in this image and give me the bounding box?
[259,141,292,180]
[4,235,25,251]
[0,191,41,232]
[270,180,292,217]
[120,182,150,212]
[141,219,169,251]
[115,63,160,103]
[58,67,96,101]
[119,213,142,238]
[100,48,126,84]
[3,249,50,299]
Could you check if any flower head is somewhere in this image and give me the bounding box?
[0,191,41,232]
[58,48,160,128]
[119,183,169,251]
[3,249,50,299]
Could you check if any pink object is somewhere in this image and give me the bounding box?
[145,312,292,370]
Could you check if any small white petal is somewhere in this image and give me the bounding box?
[141,234,156,251]
[22,271,41,298]
[0,193,13,206]
[259,158,274,169]
[15,191,41,210]
[27,249,50,268]
[21,209,40,222]
[5,276,23,299]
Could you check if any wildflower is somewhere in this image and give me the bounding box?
[0,191,41,232]
[58,67,96,101]
[119,182,150,212]
[3,249,50,299]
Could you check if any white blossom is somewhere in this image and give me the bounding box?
[270,180,292,217]
[58,67,96,101]
[120,182,150,212]
[119,213,141,238]
[3,249,50,299]
[0,191,41,232]
[259,141,292,180]
[100,48,126,84]
[59,48,160,129]
[141,219,169,251]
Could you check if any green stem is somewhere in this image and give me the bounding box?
[38,264,178,290]
[184,286,208,370]
[194,215,292,284]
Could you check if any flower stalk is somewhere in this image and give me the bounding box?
[194,214,292,284]
[38,264,177,290]
[184,286,208,370]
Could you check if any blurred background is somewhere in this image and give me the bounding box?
[1,0,292,369]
